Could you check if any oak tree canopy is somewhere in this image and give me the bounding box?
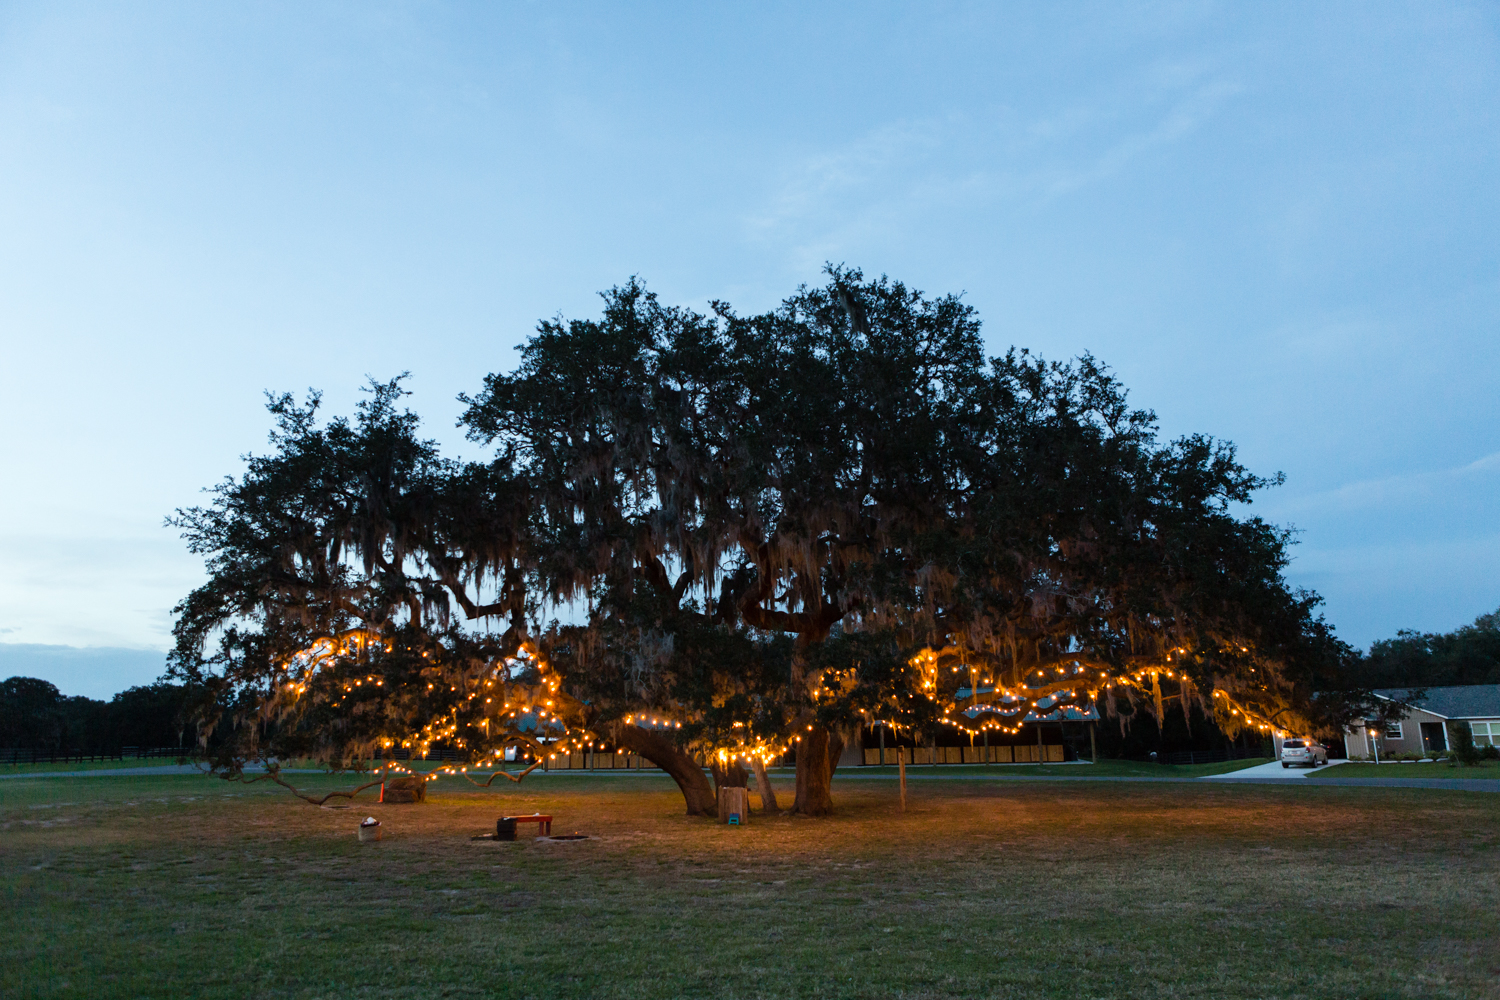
[170,268,1355,813]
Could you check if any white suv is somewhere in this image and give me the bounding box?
[1280,738,1329,768]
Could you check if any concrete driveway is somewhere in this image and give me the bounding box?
[1203,758,1350,780]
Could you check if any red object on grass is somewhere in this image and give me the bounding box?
[503,813,552,835]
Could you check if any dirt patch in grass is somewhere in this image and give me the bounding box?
[2,772,1497,999]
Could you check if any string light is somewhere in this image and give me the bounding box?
[272,629,1282,790]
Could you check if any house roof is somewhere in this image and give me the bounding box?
[1374,685,1500,720]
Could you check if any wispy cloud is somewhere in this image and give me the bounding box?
[1275,451,1500,517]
[742,61,1242,266]
[0,531,200,648]
[742,116,955,267]
[1034,79,1241,200]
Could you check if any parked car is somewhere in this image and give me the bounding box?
[1280,738,1329,768]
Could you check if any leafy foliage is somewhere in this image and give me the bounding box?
[458,268,1359,810]
[1360,607,1500,687]
[0,677,196,753]
[169,268,1360,812]
[167,379,553,776]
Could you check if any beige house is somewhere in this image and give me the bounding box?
[1343,685,1500,758]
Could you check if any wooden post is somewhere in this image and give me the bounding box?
[1089,721,1097,762]
[878,721,885,765]
[983,728,989,765]
[898,753,906,812]
[1037,721,1044,766]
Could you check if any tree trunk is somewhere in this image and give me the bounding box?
[608,723,716,816]
[751,756,779,813]
[717,785,750,824]
[827,733,845,781]
[793,726,836,816]
[710,760,748,794]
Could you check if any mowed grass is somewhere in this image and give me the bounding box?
[3,771,1498,1000]
[1311,761,1500,780]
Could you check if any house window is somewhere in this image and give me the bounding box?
[1471,722,1500,747]
[1382,722,1402,739]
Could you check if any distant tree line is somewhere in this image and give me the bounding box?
[1359,607,1500,688]
[0,677,197,753]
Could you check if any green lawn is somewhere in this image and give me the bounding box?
[1312,760,1500,779]
[3,769,1496,999]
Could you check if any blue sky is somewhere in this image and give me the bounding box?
[2,2,1497,697]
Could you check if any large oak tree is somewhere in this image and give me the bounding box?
[459,267,1353,814]
[171,268,1357,815]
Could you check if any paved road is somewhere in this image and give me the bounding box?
[0,764,207,779]
[828,769,1500,792]
[0,764,325,780]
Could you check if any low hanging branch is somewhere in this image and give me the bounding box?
[454,757,545,786]
[211,741,554,805]
[213,763,391,807]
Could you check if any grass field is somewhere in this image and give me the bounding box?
[1310,761,1500,780]
[4,769,1498,1000]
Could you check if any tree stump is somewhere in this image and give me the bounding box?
[717,786,749,824]
[380,776,426,803]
